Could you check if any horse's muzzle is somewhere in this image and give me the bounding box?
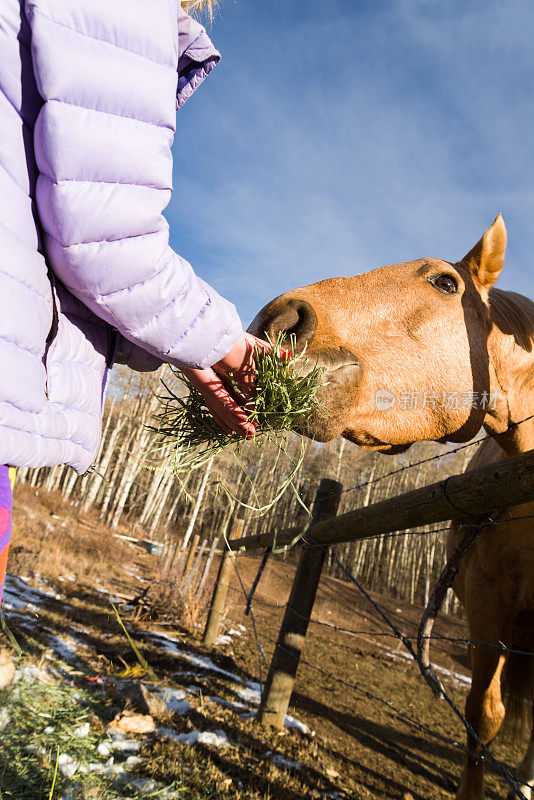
[248,297,317,351]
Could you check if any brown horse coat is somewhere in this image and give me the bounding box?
[251,215,534,800]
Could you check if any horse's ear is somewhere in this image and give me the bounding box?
[460,214,507,292]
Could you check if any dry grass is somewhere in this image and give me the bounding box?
[0,670,119,800]
[132,559,214,631]
[4,483,525,800]
[144,579,212,631]
[9,484,137,589]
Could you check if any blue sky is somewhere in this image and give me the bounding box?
[168,0,534,326]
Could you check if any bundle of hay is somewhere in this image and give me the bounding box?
[151,337,324,499]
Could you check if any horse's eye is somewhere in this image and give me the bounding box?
[430,274,458,294]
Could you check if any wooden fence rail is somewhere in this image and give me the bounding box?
[232,446,534,553]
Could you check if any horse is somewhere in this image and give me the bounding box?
[250,215,534,800]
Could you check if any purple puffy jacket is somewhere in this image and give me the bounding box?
[0,0,243,472]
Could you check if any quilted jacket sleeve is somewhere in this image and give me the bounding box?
[26,0,243,370]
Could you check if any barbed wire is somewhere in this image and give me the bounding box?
[222,524,530,799]
[327,539,527,796]
[231,560,527,797]
[227,553,268,688]
[225,583,534,659]
[253,626,484,762]
[282,411,534,509]
[226,512,534,656]
[195,412,534,797]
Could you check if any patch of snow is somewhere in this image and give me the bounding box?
[73,722,90,737]
[207,695,249,714]
[157,687,190,715]
[0,708,9,729]
[284,714,309,734]
[127,777,158,793]
[106,763,127,776]
[432,663,471,686]
[82,758,126,777]
[144,631,311,734]
[124,569,147,584]
[143,631,182,657]
[3,575,56,612]
[234,684,261,705]
[185,682,204,692]
[45,633,81,662]
[14,663,49,684]
[268,752,302,770]
[94,585,120,603]
[109,738,143,754]
[237,624,246,632]
[98,731,145,757]
[43,725,54,734]
[215,634,232,645]
[157,727,230,748]
[144,631,256,689]
[57,753,78,777]
[227,628,242,637]
[105,726,128,740]
[385,649,471,686]
[125,755,143,767]
[97,741,112,757]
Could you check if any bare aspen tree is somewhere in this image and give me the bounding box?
[181,457,213,550]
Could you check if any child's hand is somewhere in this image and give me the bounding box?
[181,333,274,438]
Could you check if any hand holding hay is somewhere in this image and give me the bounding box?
[151,335,325,510]
[180,332,273,440]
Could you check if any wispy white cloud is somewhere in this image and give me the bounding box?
[167,0,534,325]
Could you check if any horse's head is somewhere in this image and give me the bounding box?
[250,216,508,452]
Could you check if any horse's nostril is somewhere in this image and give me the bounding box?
[258,298,318,349]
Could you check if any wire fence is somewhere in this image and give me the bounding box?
[298,411,534,505]
[226,537,530,799]
[225,584,534,658]
[210,418,534,800]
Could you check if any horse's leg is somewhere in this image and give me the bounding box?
[456,634,507,800]
[506,706,534,800]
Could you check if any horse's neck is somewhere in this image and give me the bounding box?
[484,324,534,456]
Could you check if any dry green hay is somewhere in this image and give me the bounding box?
[151,337,324,515]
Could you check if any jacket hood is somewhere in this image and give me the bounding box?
[178,6,221,108]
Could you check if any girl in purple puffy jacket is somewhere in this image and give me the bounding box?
[0,0,268,600]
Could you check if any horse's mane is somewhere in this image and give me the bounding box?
[489,287,534,352]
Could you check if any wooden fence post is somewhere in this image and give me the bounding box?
[256,478,342,730]
[202,518,243,647]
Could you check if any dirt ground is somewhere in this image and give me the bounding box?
[221,556,526,800]
[2,485,529,800]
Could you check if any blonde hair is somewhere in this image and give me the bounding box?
[181,1,218,19]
